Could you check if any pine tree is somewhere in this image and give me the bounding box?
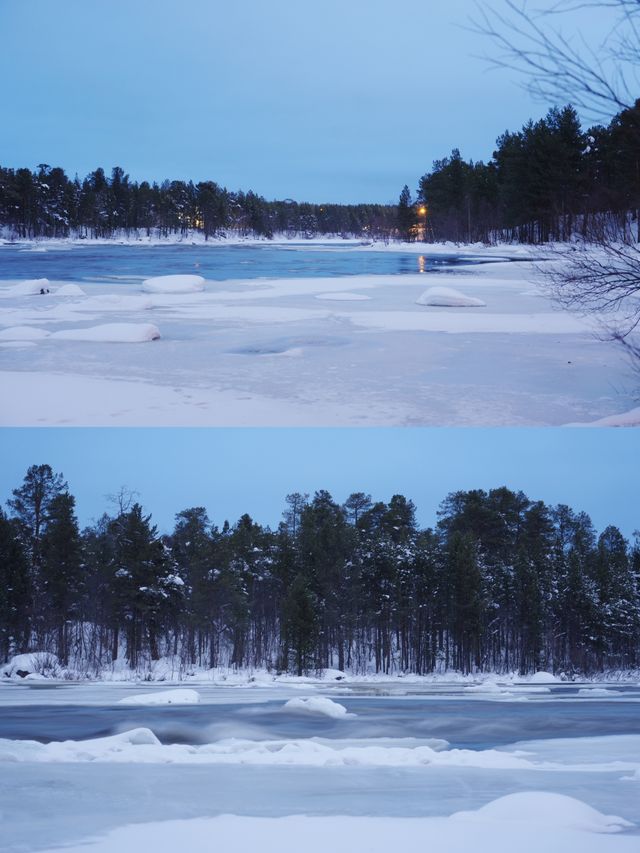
[39,492,83,664]
[397,185,416,241]
[0,510,31,659]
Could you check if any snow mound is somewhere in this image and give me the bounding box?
[0,326,50,341]
[453,791,632,833]
[53,284,86,297]
[1,652,60,679]
[142,274,205,293]
[320,668,348,681]
[416,286,486,308]
[282,697,354,718]
[4,278,51,296]
[529,671,558,684]
[51,323,161,343]
[314,292,371,301]
[118,689,201,706]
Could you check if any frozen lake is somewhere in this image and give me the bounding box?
[1,680,639,852]
[1,240,636,427]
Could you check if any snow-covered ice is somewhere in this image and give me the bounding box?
[0,325,50,341]
[1,681,639,853]
[50,323,161,343]
[0,241,637,426]
[416,285,487,307]
[314,291,372,301]
[117,689,200,706]
[142,274,205,293]
[28,797,639,853]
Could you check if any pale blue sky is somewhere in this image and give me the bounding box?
[1,429,637,537]
[0,0,612,203]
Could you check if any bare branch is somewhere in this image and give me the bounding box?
[471,0,639,120]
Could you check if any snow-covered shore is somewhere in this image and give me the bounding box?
[2,652,639,688]
[0,227,535,254]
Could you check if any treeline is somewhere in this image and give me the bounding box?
[409,101,640,244]
[1,465,639,677]
[0,164,397,241]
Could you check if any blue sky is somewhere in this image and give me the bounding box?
[1,429,637,537]
[0,0,612,203]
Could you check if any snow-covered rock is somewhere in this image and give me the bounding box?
[320,668,348,681]
[142,274,205,294]
[51,323,161,342]
[282,696,354,718]
[416,286,486,308]
[3,278,51,296]
[117,689,201,706]
[1,652,60,679]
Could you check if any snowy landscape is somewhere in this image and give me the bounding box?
[1,238,638,427]
[1,673,639,852]
[2,0,640,849]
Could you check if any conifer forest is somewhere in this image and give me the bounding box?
[3,465,638,677]
[3,102,640,245]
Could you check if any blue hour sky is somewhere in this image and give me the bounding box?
[0,429,637,537]
[0,0,612,203]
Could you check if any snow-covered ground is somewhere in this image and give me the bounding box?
[1,680,638,852]
[0,241,637,426]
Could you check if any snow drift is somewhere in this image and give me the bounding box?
[416,286,487,308]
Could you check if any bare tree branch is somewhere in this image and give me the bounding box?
[542,217,640,349]
[471,0,640,120]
